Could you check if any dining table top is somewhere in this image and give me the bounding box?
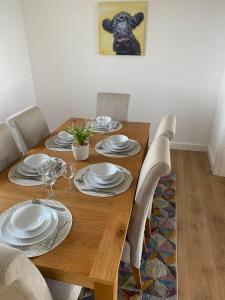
[0,117,150,299]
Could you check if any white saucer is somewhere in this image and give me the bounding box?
[7,209,52,239]
[1,208,58,246]
[103,140,134,153]
[84,168,125,189]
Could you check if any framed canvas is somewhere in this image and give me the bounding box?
[98,1,147,56]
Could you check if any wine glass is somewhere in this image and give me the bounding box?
[85,118,95,130]
[42,169,57,199]
[38,158,56,190]
[63,163,76,192]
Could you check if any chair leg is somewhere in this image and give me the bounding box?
[131,266,142,290]
[143,238,147,253]
[145,217,151,239]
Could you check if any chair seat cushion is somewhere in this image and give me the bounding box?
[45,278,82,300]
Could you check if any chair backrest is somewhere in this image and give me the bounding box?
[127,136,171,269]
[0,246,53,300]
[96,92,130,121]
[7,106,50,154]
[154,115,176,141]
[0,123,21,173]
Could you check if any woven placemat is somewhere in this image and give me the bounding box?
[8,158,65,187]
[89,121,122,133]
[0,199,72,257]
[74,165,133,197]
[95,139,141,158]
[45,136,72,152]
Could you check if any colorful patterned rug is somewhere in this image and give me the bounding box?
[79,172,177,300]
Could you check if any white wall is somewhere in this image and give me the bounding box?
[21,0,225,148]
[0,0,36,121]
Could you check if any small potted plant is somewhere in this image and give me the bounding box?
[66,125,90,161]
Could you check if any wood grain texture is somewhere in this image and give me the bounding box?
[171,150,225,300]
[0,118,150,296]
[94,275,118,300]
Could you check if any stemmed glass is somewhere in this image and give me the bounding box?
[85,118,95,130]
[42,169,57,199]
[38,158,58,198]
[63,163,76,192]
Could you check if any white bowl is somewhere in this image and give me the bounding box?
[108,135,129,147]
[90,163,117,180]
[58,131,74,142]
[10,204,48,231]
[96,116,112,127]
[24,154,49,170]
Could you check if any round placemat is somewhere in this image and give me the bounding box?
[8,158,65,187]
[95,139,141,158]
[0,199,72,258]
[74,165,133,197]
[89,121,122,133]
[45,136,72,152]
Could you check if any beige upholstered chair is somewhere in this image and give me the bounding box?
[122,136,171,289]
[145,115,176,237]
[154,114,176,141]
[7,106,50,154]
[96,92,130,121]
[0,123,21,173]
[0,246,81,300]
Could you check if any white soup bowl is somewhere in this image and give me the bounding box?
[96,116,112,127]
[90,163,117,180]
[108,135,128,147]
[58,131,74,142]
[24,154,49,170]
[10,204,48,231]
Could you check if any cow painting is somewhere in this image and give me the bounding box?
[102,11,144,55]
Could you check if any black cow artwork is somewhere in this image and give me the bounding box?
[102,11,144,55]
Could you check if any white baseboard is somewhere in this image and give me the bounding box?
[170,141,208,152]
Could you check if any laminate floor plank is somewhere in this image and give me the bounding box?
[171,150,225,300]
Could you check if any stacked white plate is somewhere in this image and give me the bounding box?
[51,131,74,148]
[15,154,58,179]
[1,204,58,246]
[89,116,119,131]
[101,135,135,153]
[84,162,125,189]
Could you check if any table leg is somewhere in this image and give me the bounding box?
[94,276,118,300]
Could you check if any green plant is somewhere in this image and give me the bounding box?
[66,125,90,145]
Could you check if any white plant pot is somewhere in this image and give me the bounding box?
[72,140,89,161]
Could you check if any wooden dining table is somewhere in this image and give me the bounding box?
[0,118,150,300]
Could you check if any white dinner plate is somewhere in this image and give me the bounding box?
[1,208,58,246]
[84,168,125,189]
[103,140,134,153]
[7,210,52,239]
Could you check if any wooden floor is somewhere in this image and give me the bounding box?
[171,150,225,300]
